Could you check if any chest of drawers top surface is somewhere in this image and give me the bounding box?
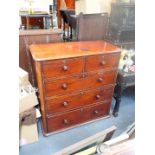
[29,40,120,61]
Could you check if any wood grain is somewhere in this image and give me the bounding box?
[30,40,121,135]
[29,40,121,61]
[47,101,111,132]
[42,57,84,79]
[46,85,114,115]
[44,70,117,97]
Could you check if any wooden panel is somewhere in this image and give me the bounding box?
[42,57,84,79]
[44,70,117,97]
[19,35,29,72]
[21,16,44,29]
[29,41,121,61]
[34,62,48,134]
[86,53,120,72]
[46,85,114,115]
[47,101,110,132]
[27,34,61,44]
[19,29,62,86]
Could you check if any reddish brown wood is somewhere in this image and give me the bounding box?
[21,16,44,29]
[46,85,114,115]
[35,61,48,134]
[44,70,117,97]
[19,29,62,86]
[47,101,111,132]
[30,40,121,135]
[86,53,120,72]
[42,57,84,79]
[29,40,121,61]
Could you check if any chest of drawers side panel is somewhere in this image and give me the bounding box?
[34,61,48,134]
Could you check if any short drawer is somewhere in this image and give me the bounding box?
[41,57,84,79]
[44,70,117,97]
[86,53,120,72]
[46,86,114,115]
[47,101,111,132]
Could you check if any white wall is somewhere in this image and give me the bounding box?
[75,0,113,15]
[19,0,53,13]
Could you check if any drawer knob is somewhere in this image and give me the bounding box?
[62,83,67,89]
[96,94,101,99]
[97,77,103,82]
[62,101,68,107]
[63,119,68,124]
[94,110,99,114]
[63,65,68,71]
[100,60,106,65]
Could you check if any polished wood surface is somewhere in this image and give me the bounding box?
[30,40,121,135]
[44,70,117,97]
[47,101,111,132]
[86,53,120,72]
[46,85,114,115]
[19,29,62,86]
[29,40,120,61]
[42,57,84,79]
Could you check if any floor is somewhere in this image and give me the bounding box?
[19,87,135,155]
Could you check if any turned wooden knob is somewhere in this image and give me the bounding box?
[63,119,68,124]
[63,65,68,71]
[62,101,68,107]
[94,110,99,114]
[62,83,67,89]
[97,77,103,82]
[96,94,101,99]
[100,60,106,65]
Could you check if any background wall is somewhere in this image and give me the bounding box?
[19,0,53,13]
[75,0,114,15]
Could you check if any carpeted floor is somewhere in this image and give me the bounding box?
[19,87,135,155]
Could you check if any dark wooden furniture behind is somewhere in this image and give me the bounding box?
[60,9,75,40]
[19,29,62,87]
[76,13,109,41]
[29,40,121,135]
[113,68,135,117]
[61,12,109,41]
[108,2,135,43]
[20,14,53,30]
[107,2,135,117]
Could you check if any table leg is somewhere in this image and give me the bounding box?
[113,84,123,117]
[51,16,53,28]
[67,24,70,41]
[70,26,73,40]
[63,19,66,40]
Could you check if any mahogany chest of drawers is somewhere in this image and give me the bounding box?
[29,40,121,135]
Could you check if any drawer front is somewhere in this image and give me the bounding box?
[86,53,120,72]
[47,101,111,132]
[42,57,84,79]
[44,70,117,97]
[46,86,114,115]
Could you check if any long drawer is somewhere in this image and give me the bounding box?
[45,85,114,115]
[47,101,111,132]
[44,70,117,97]
[42,57,84,79]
